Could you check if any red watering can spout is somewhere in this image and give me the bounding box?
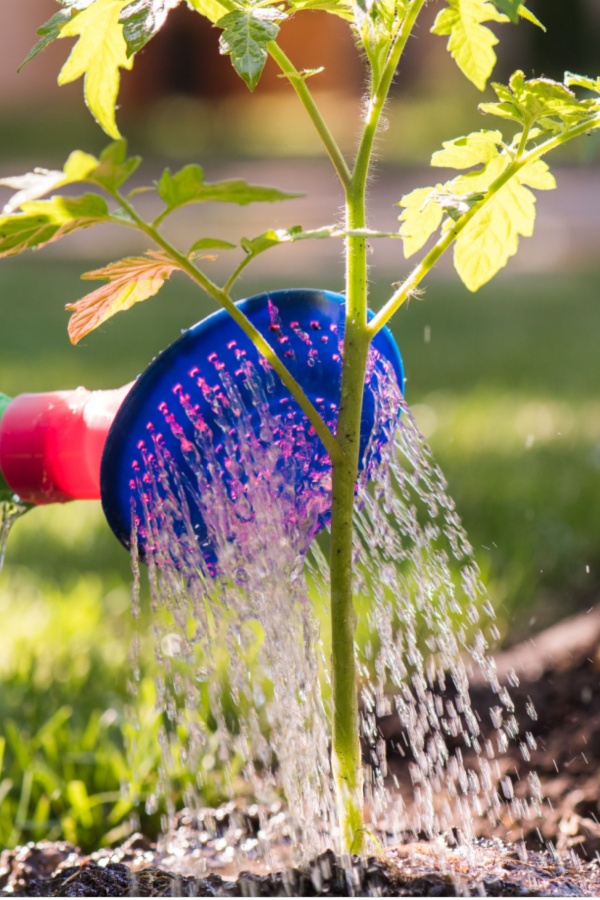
[0,384,132,504]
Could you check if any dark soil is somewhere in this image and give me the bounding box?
[3,607,600,897]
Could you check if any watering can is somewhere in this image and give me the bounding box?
[0,289,403,561]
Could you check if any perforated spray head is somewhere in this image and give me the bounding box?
[100,289,404,567]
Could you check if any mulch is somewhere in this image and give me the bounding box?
[3,607,600,896]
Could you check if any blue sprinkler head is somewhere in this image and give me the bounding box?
[100,289,404,570]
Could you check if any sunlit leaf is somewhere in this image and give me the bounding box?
[0,144,141,216]
[120,0,181,55]
[453,159,555,291]
[517,4,544,30]
[565,73,600,95]
[66,250,181,343]
[431,129,504,169]
[431,0,507,91]
[58,0,134,139]
[156,164,302,216]
[0,195,111,258]
[480,71,600,133]
[217,10,281,91]
[397,187,444,258]
[186,0,228,23]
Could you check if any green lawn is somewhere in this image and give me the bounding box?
[1,256,599,849]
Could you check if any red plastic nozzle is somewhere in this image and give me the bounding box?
[0,384,132,504]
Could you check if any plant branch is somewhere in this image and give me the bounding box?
[110,190,343,466]
[268,42,352,190]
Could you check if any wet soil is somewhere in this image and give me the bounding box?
[3,607,600,897]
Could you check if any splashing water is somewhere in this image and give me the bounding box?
[128,325,540,869]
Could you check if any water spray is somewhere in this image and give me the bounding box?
[0,289,403,564]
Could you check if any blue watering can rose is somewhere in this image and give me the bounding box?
[100,289,404,571]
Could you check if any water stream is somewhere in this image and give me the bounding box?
[127,343,541,871]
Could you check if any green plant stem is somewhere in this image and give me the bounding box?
[111,191,343,466]
[325,0,429,853]
[268,43,352,190]
[368,112,600,335]
[328,332,370,856]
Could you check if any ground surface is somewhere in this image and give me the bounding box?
[2,606,600,897]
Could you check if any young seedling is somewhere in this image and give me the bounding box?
[2,0,600,854]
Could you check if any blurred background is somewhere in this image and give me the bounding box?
[0,0,599,852]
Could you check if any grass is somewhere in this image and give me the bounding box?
[1,256,599,849]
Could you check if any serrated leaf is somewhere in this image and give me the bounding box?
[156,164,301,215]
[480,71,600,133]
[431,0,507,91]
[217,10,280,91]
[121,0,181,55]
[186,0,228,23]
[397,187,444,258]
[58,0,134,139]
[454,160,555,291]
[19,9,72,71]
[0,194,110,258]
[431,129,504,169]
[66,250,180,343]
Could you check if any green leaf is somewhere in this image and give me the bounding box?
[217,10,281,91]
[19,9,72,71]
[120,0,181,55]
[431,0,507,91]
[453,159,555,291]
[57,0,134,139]
[397,187,444,258]
[517,4,544,30]
[66,250,181,343]
[0,194,111,258]
[490,0,518,21]
[83,141,142,190]
[188,237,237,253]
[156,164,302,215]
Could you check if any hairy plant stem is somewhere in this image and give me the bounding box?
[325,1,429,853]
